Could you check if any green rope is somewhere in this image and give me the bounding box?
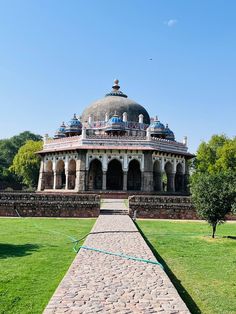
[78,245,164,269]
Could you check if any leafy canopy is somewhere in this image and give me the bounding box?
[10,140,43,188]
[193,134,236,174]
[0,131,42,187]
[0,131,42,169]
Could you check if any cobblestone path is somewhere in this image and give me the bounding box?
[44,199,190,314]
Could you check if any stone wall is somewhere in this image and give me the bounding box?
[0,192,100,217]
[129,195,236,220]
[129,195,199,219]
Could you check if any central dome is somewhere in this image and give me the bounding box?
[81,80,150,124]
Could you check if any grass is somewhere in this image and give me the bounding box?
[0,217,95,314]
[136,220,236,314]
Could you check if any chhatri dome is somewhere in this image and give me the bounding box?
[81,79,150,124]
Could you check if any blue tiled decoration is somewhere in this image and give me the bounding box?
[65,114,82,134]
[165,124,175,141]
[107,115,124,125]
[149,120,165,130]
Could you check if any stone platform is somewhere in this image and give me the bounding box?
[44,200,190,313]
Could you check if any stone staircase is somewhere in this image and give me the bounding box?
[100,198,129,215]
[100,208,129,215]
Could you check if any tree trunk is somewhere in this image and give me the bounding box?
[212,223,217,238]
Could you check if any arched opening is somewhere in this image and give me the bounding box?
[68,159,76,190]
[56,160,66,189]
[175,163,184,192]
[106,159,123,190]
[45,160,53,189]
[164,161,174,192]
[153,160,162,191]
[162,173,168,192]
[128,159,141,190]
[88,159,102,190]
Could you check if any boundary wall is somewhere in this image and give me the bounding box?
[0,192,235,220]
[129,195,236,220]
[0,192,100,217]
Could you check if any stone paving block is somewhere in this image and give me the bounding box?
[43,199,190,313]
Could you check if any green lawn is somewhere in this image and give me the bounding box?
[0,218,95,314]
[137,220,236,314]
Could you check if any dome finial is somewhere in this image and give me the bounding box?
[112,79,120,90]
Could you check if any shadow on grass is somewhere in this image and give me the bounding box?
[135,222,201,314]
[223,235,236,240]
[0,243,41,259]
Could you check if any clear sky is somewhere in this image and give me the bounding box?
[0,0,235,152]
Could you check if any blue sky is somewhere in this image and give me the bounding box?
[0,0,235,152]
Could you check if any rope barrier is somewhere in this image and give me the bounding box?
[78,245,164,269]
[12,205,164,268]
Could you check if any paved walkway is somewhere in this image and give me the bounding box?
[44,199,190,314]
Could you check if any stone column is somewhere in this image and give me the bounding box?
[65,158,69,190]
[181,174,185,192]
[65,170,69,190]
[184,173,190,194]
[75,151,87,191]
[102,171,107,190]
[75,160,80,192]
[123,171,127,191]
[37,160,45,191]
[184,159,190,194]
[158,172,164,192]
[53,173,56,189]
[53,159,57,190]
[142,171,154,192]
[142,152,153,192]
[141,171,145,191]
[76,169,86,191]
[168,172,176,192]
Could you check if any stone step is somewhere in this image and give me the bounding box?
[100,209,129,215]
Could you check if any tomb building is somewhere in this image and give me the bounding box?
[37,80,193,193]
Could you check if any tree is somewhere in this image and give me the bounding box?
[10,140,43,188]
[10,131,42,151]
[193,134,229,174]
[191,172,236,238]
[214,138,236,173]
[0,131,42,188]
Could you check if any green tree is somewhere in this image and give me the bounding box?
[214,138,236,173]
[191,172,236,238]
[10,131,42,152]
[0,131,42,188]
[193,134,229,174]
[10,140,43,188]
[0,131,42,168]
